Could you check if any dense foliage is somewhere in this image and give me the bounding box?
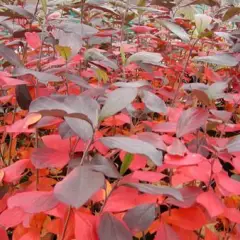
[0,0,240,239]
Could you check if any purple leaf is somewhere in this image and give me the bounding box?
[59,121,76,139]
[123,203,156,232]
[100,87,137,120]
[0,44,22,67]
[15,68,62,84]
[136,132,167,151]
[65,73,92,89]
[113,80,150,88]
[124,182,183,201]
[98,212,132,240]
[227,135,240,153]
[176,108,209,138]
[193,53,239,67]
[54,166,105,208]
[64,117,93,141]
[89,154,120,179]
[15,84,32,110]
[210,109,232,122]
[100,136,162,166]
[140,90,167,114]
[56,22,98,37]
[3,5,34,19]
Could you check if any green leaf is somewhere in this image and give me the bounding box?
[95,68,109,83]
[120,153,133,175]
[55,45,71,61]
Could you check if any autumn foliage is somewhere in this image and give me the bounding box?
[0,0,240,239]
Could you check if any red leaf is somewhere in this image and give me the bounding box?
[167,138,187,156]
[162,206,207,230]
[6,119,35,134]
[130,26,155,33]
[164,153,205,166]
[132,170,166,183]
[224,208,240,224]
[176,108,209,138]
[103,186,139,212]
[205,228,219,240]
[19,230,40,240]
[154,221,179,240]
[0,71,27,87]
[152,122,177,133]
[42,134,70,151]
[0,207,25,229]
[3,159,30,183]
[215,172,240,195]
[120,151,147,170]
[204,66,222,82]
[75,211,98,240]
[8,191,59,213]
[0,226,8,240]
[166,186,202,208]
[31,147,70,169]
[102,113,130,126]
[25,32,41,49]
[233,157,240,173]
[196,191,225,217]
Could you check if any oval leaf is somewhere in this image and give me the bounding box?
[7,191,58,213]
[89,154,120,179]
[176,108,209,138]
[127,52,164,66]
[100,136,162,166]
[100,87,137,120]
[64,117,93,141]
[0,44,22,67]
[140,90,167,114]
[15,84,32,110]
[98,212,132,240]
[124,182,183,201]
[123,203,156,232]
[227,135,240,153]
[54,166,105,208]
[193,54,239,67]
[120,153,134,175]
[159,20,190,42]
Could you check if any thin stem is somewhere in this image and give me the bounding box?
[35,129,39,190]
[100,179,120,213]
[197,227,203,240]
[79,136,93,165]
[60,206,72,240]
[171,38,199,107]
[7,104,17,166]
[30,0,40,27]
[142,231,146,240]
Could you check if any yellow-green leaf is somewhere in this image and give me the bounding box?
[55,45,71,61]
[138,0,146,7]
[120,153,133,175]
[95,68,109,83]
[120,45,126,65]
[41,0,48,15]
